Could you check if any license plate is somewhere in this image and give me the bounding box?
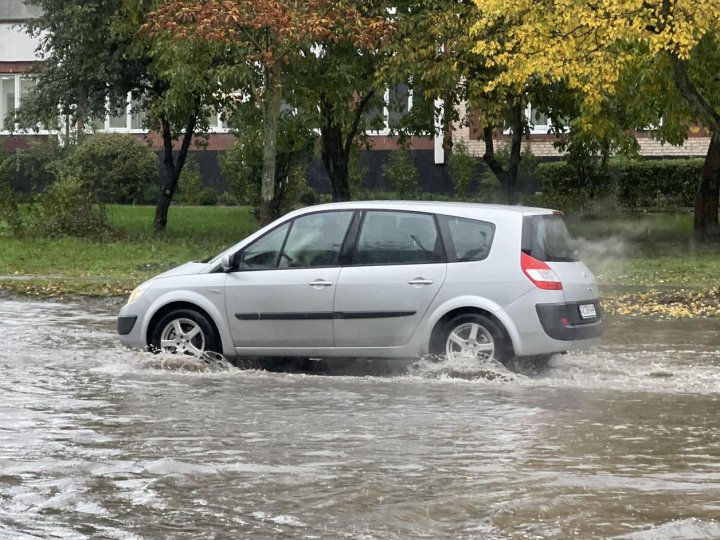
[579,303,597,319]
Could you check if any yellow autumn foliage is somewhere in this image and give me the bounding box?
[471,0,720,104]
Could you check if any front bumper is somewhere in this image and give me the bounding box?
[117,300,150,350]
[117,316,137,335]
[536,300,603,341]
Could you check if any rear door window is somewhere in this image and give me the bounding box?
[353,211,445,265]
[522,215,578,262]
[440,216,495,262]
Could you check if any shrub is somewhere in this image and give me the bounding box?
[216,191,239,206]
[536,158,703,213]
[28,174,114,239]
[447,140,476,199]
[348,146,368,198]
[66,133,158,204]
[219,140,261,208]
[175,156,217,205]
[617,159,702,209]
[276,165,312,215]
[535,161,611,212]
[496,145,540,196]
[0,152,22,236]
[382,147,418,198]
[17,138,69,191]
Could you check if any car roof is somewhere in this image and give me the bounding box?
[289,200,557,219]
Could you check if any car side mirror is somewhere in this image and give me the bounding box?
[220,254,234,272]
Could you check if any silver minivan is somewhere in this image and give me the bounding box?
[118,201,603,365]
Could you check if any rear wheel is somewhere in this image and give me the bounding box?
[433,313,510,364]
[150,309,221,358]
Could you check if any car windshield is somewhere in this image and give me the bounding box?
[522,214,578,262]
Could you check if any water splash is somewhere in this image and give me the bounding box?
[141,351,236,372]
[407,353,527,382]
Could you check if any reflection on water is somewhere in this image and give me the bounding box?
[1,299,720,538]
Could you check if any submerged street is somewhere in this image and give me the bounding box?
[1,299,719,538]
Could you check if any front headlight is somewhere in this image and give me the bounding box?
[127,280,154,305]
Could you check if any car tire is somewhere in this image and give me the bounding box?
[150,308,221,358]
[432,313,510,364]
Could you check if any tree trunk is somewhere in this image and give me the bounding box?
[154,108,199,232]
[670,54,720,239]
[482,99,523,204]
[694,132,720,239]
[320,99,351,201]
[505,101,523,204]
[320,89,375,201]
[258,61,283,226]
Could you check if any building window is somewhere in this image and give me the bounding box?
[527,104,550,134]
[0,74,49,133]
[502,103,553,136]
[0,76,14,126]
[363,82,434,136]
[388,83,410,130]
[130,97,147,130]
[100,93,229,133]
[364,83,414,135]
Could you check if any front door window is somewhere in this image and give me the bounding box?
[280,211,354,268]
[239,222,290,270]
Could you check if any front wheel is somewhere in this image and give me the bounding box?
[150,309,221,358]
[433,314,510,364]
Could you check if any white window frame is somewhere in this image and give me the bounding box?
[97,93,232,134]
[0,77,232,136]
[526,103,551,134]
[502,103,552,136]
[365,85,415,136]
[0,73,53,135]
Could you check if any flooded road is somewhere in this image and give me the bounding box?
[1,299,719,539]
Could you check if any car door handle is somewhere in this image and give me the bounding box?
[308,279,334,288]
[407,278,434,286]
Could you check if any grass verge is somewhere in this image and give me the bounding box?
[0,205,258,298]
[1,207,718,318]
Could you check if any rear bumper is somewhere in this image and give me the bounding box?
[536,301,603,341]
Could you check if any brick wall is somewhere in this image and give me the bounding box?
[453,102,711,159]
[454,130,711,159]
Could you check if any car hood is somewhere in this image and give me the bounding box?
[154,261,210,279]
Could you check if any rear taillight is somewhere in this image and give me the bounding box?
[521,252,563,290]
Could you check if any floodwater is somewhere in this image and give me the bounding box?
[1,299,719,539]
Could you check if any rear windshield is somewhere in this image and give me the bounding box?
[522,215,578,262]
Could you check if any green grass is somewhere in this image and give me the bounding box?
[566,213,720,288]
[0,205,258,296]
[0,205,718,299]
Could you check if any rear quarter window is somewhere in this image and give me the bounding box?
[439,216,495,262]
[522,215,578,262]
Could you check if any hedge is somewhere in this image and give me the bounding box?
[535,158,703,211]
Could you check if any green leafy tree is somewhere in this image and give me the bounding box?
[148,0,392,224]
[382,1,533,202]
[290,29,391,202]
[471,0,720,238]
[16,0,235,231]
[219,103,316,215]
